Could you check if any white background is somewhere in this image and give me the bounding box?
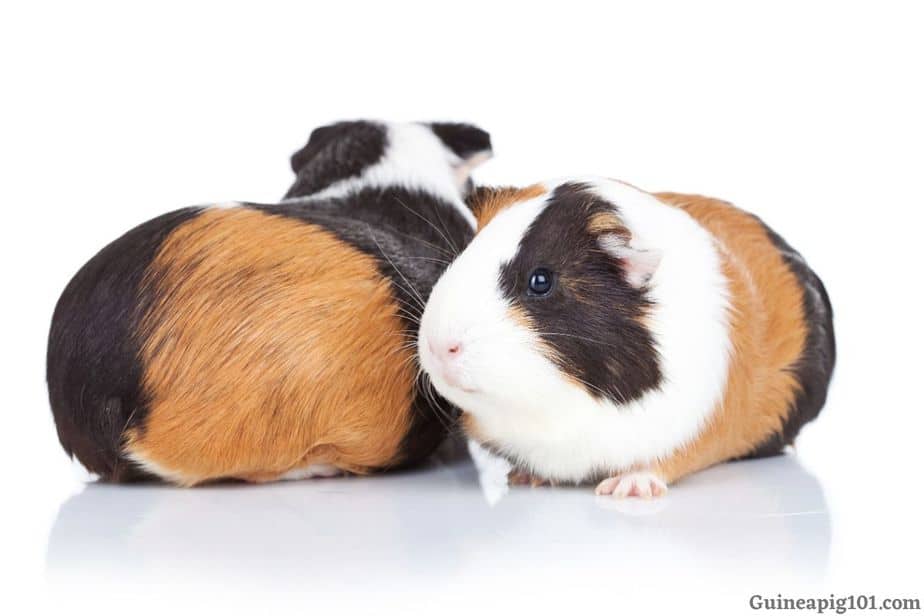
[2,1,922,614]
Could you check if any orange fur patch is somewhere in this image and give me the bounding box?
[586,211,629,238]
[650,193,808,483]
[123,207,416,486]
[470,184,546,230]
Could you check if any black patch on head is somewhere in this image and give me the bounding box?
[737,217,836,459]
[283,121,387,199]
[429,122,491,160]
[47,207,204,482]
[498,182,663,405]
[428,122,491,160]
[249,186,475,466]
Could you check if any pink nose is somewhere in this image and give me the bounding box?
[428,338,463,361]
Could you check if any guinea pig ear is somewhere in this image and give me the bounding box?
[428,122,493,188]
[289,124,338,173]
[598,232,663,288]
[288,121,386,175]
[284,121,387,199]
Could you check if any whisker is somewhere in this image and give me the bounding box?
[383,279,426,311]
[562,371,616,401]
[403,255,453,266]
[416,371,454,434]
[428,327,629,402]
[428,381,455,432]
[428,377,460,431]
[394,308,422,325]
[394,196,459,256]
[364,225,427,310]
[426,196,461,256]
[383,226,456,259]
[389,293,425,316]
[535,331,626,349]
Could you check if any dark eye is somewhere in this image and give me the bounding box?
[527,268,554,296]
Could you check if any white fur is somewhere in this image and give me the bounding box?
[467,439,512,506]
[419,177,731,483]
[123,448,192,485]
[126,447,342,484]
[278,463,341,481]
[282,122,480,230]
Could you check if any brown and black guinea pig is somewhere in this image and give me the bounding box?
[418,177,835,497]
[47,120,491,486]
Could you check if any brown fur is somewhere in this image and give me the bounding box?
[586,211,630,238]
[650,193,808,483]
[471,184,546,230]
[123,208,415,486]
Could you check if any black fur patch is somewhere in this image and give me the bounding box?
[428,122,491,160]
[499,183,662,405]
[740,218,836,458]
[47,207,204,481]
[49,119,483,479]
[249,187,475,466]
[283,121,386,199]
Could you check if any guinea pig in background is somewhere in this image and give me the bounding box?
[47,120,491,486]
[419,178,835,497]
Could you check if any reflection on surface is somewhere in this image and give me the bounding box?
[47,452,829,594]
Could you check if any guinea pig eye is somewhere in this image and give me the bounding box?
[527,268,554,296]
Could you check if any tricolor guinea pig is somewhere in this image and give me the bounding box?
[47,120,491,485]
[418,178,835,497]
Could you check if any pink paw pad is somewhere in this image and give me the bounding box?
[594,472,667,498]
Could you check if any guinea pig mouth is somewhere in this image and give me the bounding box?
[418,336,479,395]
[421,359,479,396]
[435,369,479,395]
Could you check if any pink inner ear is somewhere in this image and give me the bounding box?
[452,150,493,189]
[623,248,662,287]
[598,234,663,288]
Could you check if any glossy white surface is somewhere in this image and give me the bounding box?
[47,453,829,585]
[39,450,827,612]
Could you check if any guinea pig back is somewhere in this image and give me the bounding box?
[47,120,491,485]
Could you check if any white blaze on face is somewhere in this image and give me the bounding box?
[419,177,732,483]
[419,190,539,397]
[418,187,585,420]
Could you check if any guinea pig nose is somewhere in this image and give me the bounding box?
[430,338,463,361]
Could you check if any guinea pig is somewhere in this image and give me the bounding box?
[418,178,835,497]
[47,119,491,485]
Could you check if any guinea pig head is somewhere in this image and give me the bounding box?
[418,179,666,451]
[284,120,492,211]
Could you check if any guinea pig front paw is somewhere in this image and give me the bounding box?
[508,469,558,487]
[594,471,667,498]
